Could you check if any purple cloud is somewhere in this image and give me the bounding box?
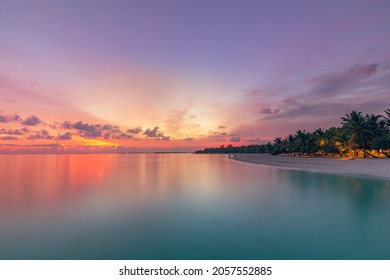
[0,114,21,123]
[143,127,170,140]
[0,136,19,140]
[127,127,143,134]
[144,127,159,138]
[22,115,41,126]
[112,133,133,139]
[311,63,378,97]
[260,108,280,114]
[27,130,54,140]
[0,128,24,135]
[229,135,241,142]
[58,132,72,140]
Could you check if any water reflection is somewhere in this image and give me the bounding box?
[0,154,389,259]
[0,154,116,216]
[281,170,390,219]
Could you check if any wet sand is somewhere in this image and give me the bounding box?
[232,154,390,180]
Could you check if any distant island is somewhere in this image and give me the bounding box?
[196,109,390,159]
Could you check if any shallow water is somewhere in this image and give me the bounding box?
[0,154,389,259]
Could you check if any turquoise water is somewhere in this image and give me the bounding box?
[0,154,390,259]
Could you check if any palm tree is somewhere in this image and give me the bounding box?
[381,109,390,128]
[271,137,283,155]
[313,128,326,156]
[286,134,296,155]
[295,130,315,156]
[334,129,351,158]
[372,132,390,158]
[341,111,374,158]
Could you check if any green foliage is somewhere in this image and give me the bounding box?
[196,109,390,158]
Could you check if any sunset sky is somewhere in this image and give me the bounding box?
[1,0,390,152]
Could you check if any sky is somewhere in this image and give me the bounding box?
[0,0,390,152]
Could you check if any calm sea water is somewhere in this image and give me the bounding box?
[0,154,389,260]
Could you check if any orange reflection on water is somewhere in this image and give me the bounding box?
[0,154,116,216]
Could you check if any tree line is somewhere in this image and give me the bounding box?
[195,109,390,158]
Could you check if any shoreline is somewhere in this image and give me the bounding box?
[232,154,390,181]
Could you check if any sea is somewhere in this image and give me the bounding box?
[0,153,389,259]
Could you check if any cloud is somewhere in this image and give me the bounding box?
[263,101,387,121]
[143,127,170,140]
[218,125,226,129]
[144,127,159,138]
[0,114,21,123]
[79,130,102,138]
[0,136,19,140]
[310,63,378,97]
[27,130,55,140]
[101,125,121,133]
[204,131,228,142]
[259,62,389,123]
[111,127,121,133]
[127,127,142,134]
[243,138,270,144]
[58,132,72,140]
[101,125,113,131]
[72,121,99,132]
[112,133,133,139]
[62,121,103,138]
[260,108,280,114]
[0,128,24,135]
[209,131,226,136]
[184,137,193,141]
[61,121,124,138]
[61,121,73,129]
[22,115,41,126]
[229,135,241,142]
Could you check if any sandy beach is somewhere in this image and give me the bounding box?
[233,154,390,180]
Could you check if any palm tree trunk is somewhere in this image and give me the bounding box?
[366,151,378,158]
[381,150,390,158]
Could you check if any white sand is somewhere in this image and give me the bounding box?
[233,154,390,180]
